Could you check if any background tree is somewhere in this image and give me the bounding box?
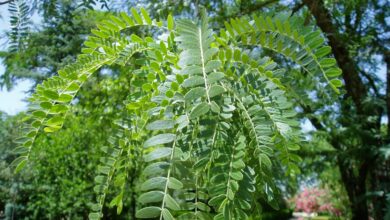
[297,1,389,219]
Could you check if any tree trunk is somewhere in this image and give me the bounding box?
[386,52,390,137]
[302,0,371,218]
[302,0,366,111]
[338,160,369,220]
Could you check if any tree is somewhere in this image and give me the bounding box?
[0,0,110,89]
[295,1,389,219]
[10,7,341,219]
[1,113,106,219]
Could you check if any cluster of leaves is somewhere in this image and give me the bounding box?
[0,1,115,90]
[0,111,113,219]
[7,0,30,52]
[11,7,341,219]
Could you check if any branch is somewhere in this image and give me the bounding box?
[292,2,304,15]
[228,0,279,19]
[299,103,344,151]
[0,0,13,5]
[302,0,367,112]
[385,52,390,137]
[300,104,324,131]
[360,69,379,97]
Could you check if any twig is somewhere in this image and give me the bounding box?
[0,0,13,6]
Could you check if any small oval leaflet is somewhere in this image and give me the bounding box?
[205,60,221,73]
[144,133,176,148]
[168,177,183,189]
[325,68,342,77]
[88,213,101,220]
[259,153,272,168]
[184,87,206,102]
[167,14,174,30]
[162,209,175,220]
[209,85,225,98]
[136,206,161,218]
[319,58,337,67]
[330,79,343,87]
[207,72,224,84]
[141,177,167,191]
[190,102,210,119]
[165,194,181,210]
[146,120,175,131]
[182,76,205,88]
[43,89,59,100]
[139,191,164,204]
[144,147,172,162]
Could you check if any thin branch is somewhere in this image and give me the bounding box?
[385,52,390,137]
[359,69,380,97]
[300,104,325,131]
[228,0,278,19]
[292,2,304,15]
[0,0,13,6]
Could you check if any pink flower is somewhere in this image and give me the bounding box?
[292,187,342,216]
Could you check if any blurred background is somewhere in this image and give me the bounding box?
[0,0,388,219]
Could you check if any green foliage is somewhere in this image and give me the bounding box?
[219,13,342,93]
[11,8,341,219]
[8,0,30,52]
[1,5,110,90]
[0,112,113,219]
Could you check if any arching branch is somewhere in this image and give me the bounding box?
[0,0,13,6]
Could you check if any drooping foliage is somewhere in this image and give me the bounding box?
[7,0,30,52]
[11,8,341,219]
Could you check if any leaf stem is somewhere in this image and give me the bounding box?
[198,27,211,104]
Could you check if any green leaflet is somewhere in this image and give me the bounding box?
[43,89,59,100]
[10,156,27,168]
[162,209,175,220]
[207,72,225,84]
[12,146,29,154]
[184,87,206,102]
[140,8,152,25]
[14,157,27,173]
[167,14,174,30]
[144,134,176,148]
[205,60,221,72]
[141,177,167,191]
[40,101,52,109]
[146,120,175,130]
[136,207,161,218]
[144,147,172,162]
[330,79,343,87]
[131,8,143,24]
[320,58,337,67]
[208,85,225,98]
[88,213,101,220]
[315,46,332,58]
[190,102,210,119]
[259,153,272,169]
[143,162,170,176]
[168,177,183,189]
[139,191,165,204]
[326,68,342,77]
[165,194,181,210]
[182,76,205,88]
[176,115,189,130]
